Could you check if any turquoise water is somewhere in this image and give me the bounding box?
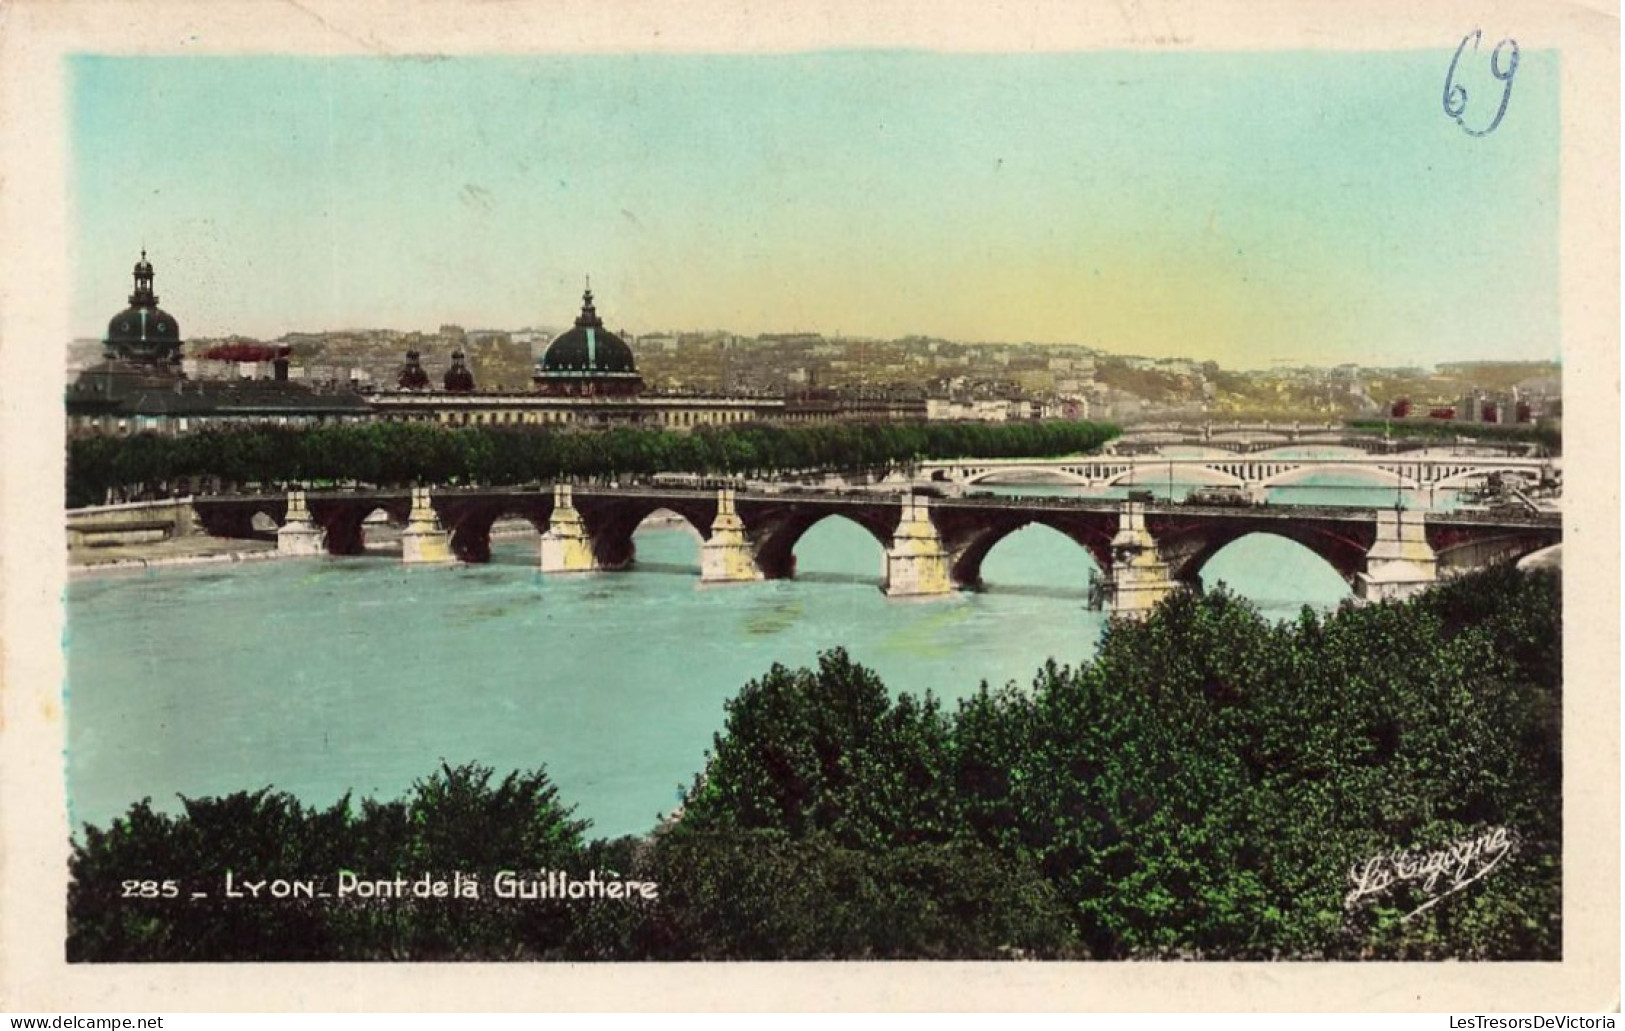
[66,482,1380,840]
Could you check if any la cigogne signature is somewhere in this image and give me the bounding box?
[1345,825,1517,921]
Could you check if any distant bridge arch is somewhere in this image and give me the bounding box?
[957,466,1095,487]
[1257,464,1411,489]
[1103,465,1243,488]
[1249,444,1368,459]
[1208,431,1291,444]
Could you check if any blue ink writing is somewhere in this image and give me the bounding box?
[1444,29,1520,136]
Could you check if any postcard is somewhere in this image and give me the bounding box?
[0,0,1617,1013]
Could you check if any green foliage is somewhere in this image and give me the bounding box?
[67,419,1122,504]
[636,828,1077,960]
[990,579,1559,959]
[68,566,1559,961]
[670,568,1561,961]
[69,763,591,961]
[680,649,959,850]
[1347,418,1561,454]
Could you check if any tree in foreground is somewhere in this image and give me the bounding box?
[68,763,592,961]
[68,566,1560,961]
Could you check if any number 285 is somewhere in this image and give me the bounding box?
[121,879,179,899]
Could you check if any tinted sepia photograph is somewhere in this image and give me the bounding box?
[1,0,1618,1013]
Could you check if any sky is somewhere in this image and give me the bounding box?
[70,50,1560,368]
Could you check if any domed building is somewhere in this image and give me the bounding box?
[67,249,372,438]
[443,349,475,392]
[533,286,642,397]
[104,251,182,367]
[397,349,430,390]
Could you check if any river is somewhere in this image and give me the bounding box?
[64,473,1463,839]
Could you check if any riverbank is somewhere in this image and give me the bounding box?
[69,536,280,575]
[67,517,558,575]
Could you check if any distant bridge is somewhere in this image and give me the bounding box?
[920,453,1560,490]
[1113,422,1539,458]
[183,485,1561,616]
[1113,434,1445,456]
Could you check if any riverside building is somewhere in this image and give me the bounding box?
[66,258,928,437]
[66,253,372,437]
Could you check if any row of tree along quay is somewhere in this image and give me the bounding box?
[1346,419,1562,455]
[66,420,1122,507]
[69,563,1561,962]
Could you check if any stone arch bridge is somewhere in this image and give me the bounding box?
[189,485,1561,617]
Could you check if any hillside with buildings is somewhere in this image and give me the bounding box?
[164,327,1558,427]
[71,253,1559,435]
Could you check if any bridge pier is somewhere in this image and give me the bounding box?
[701,489,762,583]
[884,495,953,597]
[539,485,597,573]
[1355,509,1438,603]
[276,490,325,556]
[401,486,454,564]
[1108,502,1182,618]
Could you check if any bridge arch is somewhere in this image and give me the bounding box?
[1195,533,1354,607]
[443,499,552,563]
[1157,521,1374,589]
[1433,530,1561,576]
[1249,444,1368,460]
[1208,431,1290,445]
[191,495,289,539]
[1157,445,1247,459]
[590,504,710,571]
[958,466,1095,487]
[306,496,412,556]
[1103,465,1245,488]
[1258,463,1414,489]
[750,509,895,581]
[1515,543,1561,570]
[949,514,1113,588]
[1120,430,1188,445]
[1293,431,1362,443]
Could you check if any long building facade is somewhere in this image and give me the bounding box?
[67,257,926,437]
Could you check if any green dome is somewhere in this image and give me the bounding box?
[537,289,637,377]
[103,251,181,365]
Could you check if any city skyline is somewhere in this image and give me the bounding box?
[72,50,1560,369]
